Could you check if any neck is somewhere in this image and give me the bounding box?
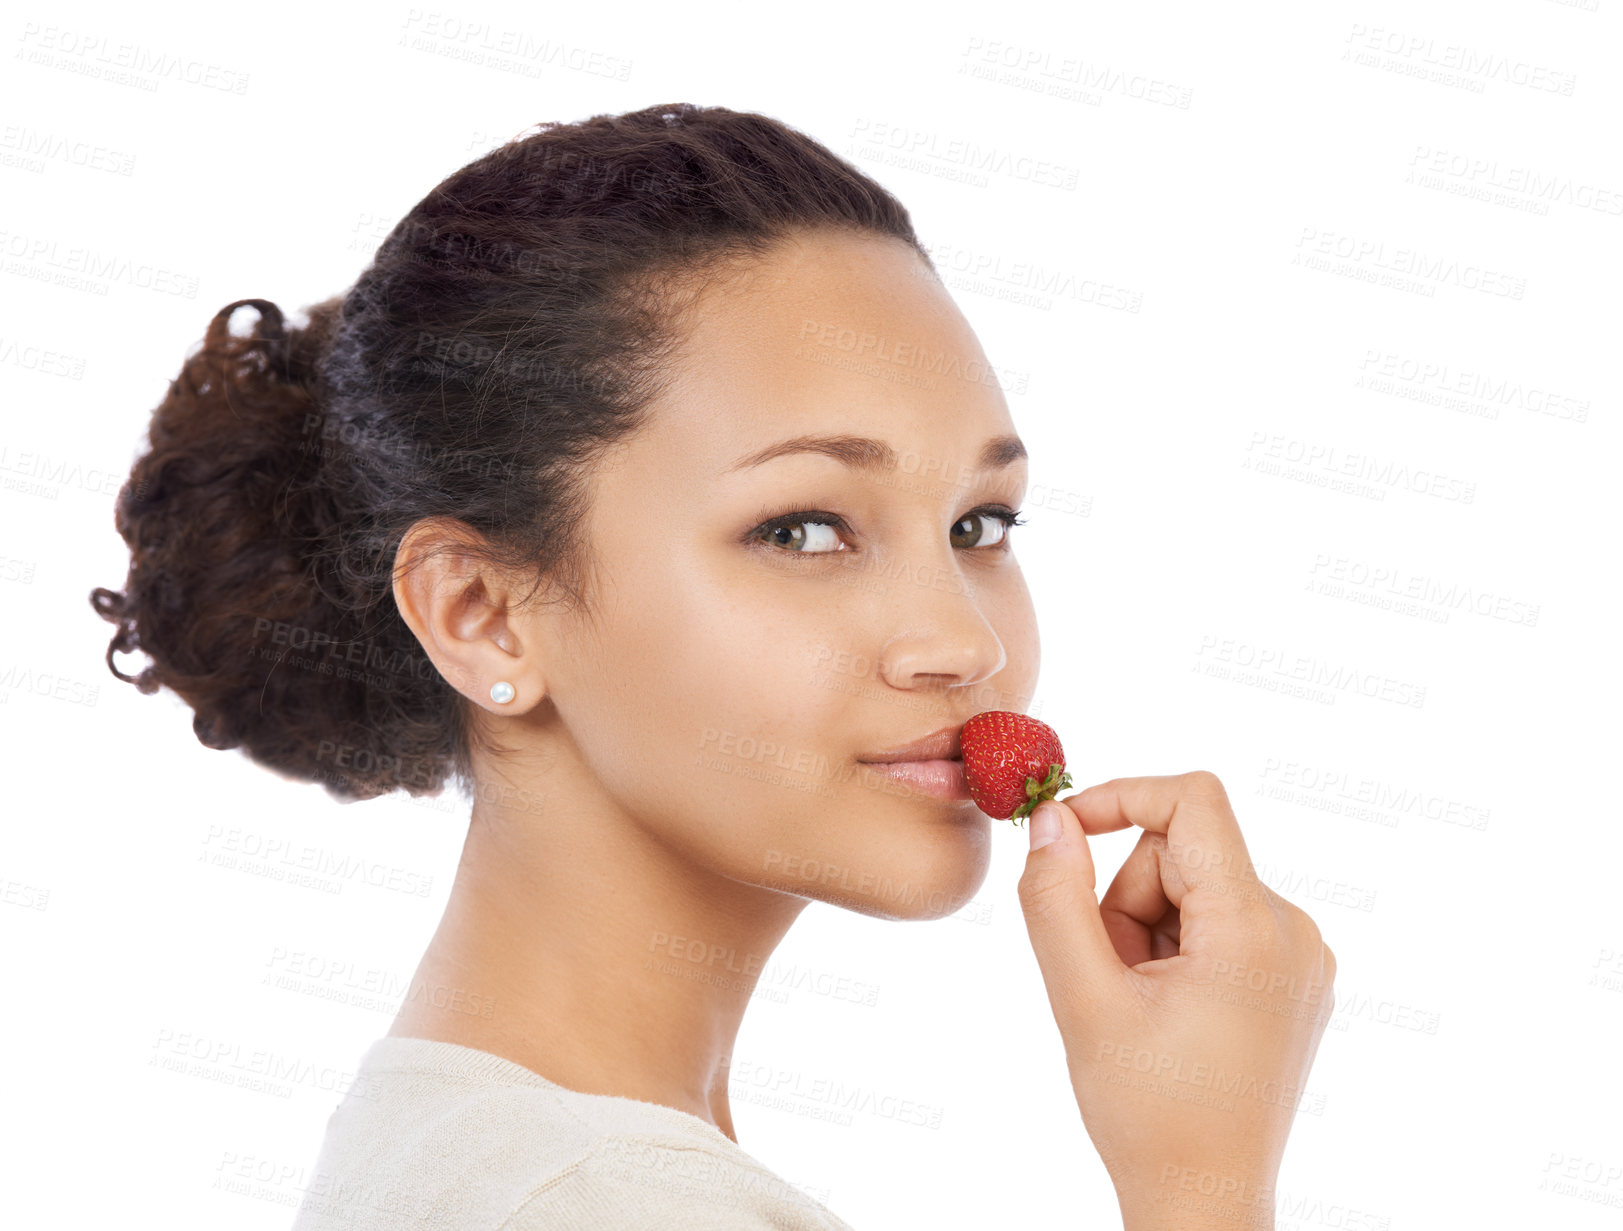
[389,781,810,1144]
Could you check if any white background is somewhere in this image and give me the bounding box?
[3,1,1620,1227]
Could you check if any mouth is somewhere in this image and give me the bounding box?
[856,724,963,765]
[855,755,971,801]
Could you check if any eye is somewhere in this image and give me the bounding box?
[951,508,1026,550]
[747,506,1026,559]
[750,511,853,556]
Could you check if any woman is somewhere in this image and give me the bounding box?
[91,102,1334,1229]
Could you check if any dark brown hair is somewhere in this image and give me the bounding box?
[89,102,933,803]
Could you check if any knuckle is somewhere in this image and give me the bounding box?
[1017,863,1071,920]
[1249,881,1285,912]
[1292,907,1325,952]
[1269,902,1333,977]
[1238,876,1283,916]
[1181,768,1229,798]
[1224,896,1286,952]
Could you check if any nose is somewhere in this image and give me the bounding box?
[874,602,1006,696]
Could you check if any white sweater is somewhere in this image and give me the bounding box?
[288,1035,856,1230]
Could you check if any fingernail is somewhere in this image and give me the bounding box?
[1030,801,1063,851]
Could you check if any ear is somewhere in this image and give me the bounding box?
[391,517,548,713]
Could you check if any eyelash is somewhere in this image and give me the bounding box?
[747,505,1027,560]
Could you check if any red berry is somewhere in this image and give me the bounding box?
[959,711,1072,823]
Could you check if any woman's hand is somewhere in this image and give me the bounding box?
[1015,771,1336,1231]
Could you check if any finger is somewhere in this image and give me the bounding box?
[1066,771,1265,909]
[1017,800,1131,1036]
[1097,829,1184,967]
[1052,793,1135,837]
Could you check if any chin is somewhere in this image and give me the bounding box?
[811,812,993,922]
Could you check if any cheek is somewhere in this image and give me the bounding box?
[567,562,847,819]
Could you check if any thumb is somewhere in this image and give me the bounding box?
[1016,798,1127,1030]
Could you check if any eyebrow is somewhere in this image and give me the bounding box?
[723,433,1027,475]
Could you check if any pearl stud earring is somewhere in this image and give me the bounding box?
[489,681,516,704]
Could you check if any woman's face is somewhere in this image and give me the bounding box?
[533,227,1038,920]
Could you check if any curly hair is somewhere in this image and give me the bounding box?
[89,102,933,804]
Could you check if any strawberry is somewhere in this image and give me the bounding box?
[959,710,1072,824]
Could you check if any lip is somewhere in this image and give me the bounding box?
[857,758,971,801]
[856,724,963,764]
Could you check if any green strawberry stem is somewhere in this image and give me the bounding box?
[1010,763,1073,825]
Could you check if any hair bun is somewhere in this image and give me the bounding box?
[90,292,430,802]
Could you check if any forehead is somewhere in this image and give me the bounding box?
[638,228,1020,477]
